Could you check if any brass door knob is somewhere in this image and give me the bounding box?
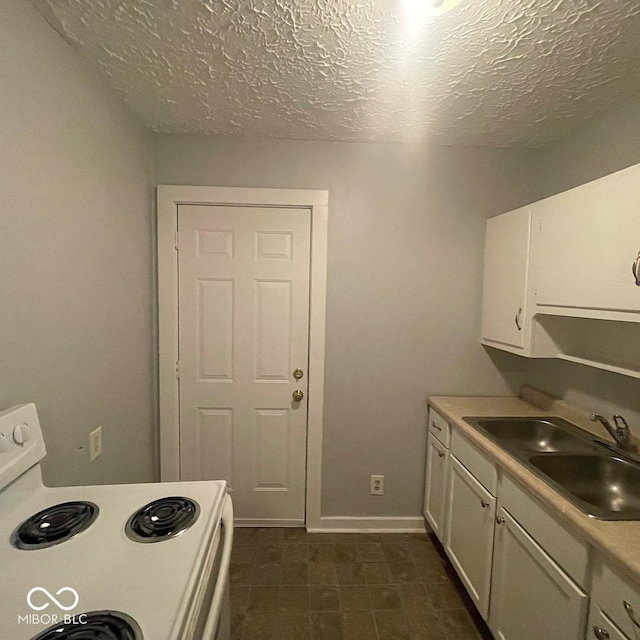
[292,390,304,402]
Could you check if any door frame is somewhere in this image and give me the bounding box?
[156,185,328,529]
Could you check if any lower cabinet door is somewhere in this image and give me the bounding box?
[444,455,496,618]
[587,606,631,640]
[424,433,449,541]
[489,506,588,640]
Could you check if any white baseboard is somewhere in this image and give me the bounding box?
[307,516,425,533]
[234,518,304,528]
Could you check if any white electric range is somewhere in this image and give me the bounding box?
[0,403,233,640]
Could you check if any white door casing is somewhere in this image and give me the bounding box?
[178,204,310,523]
[157,186,328,529]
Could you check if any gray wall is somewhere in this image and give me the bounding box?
[154,135,537,517]
[533,94,640,197]
[499,95,640,435]
[0,0,156,486]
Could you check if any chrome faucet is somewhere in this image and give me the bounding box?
[591,414,631,450]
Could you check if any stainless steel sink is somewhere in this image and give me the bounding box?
[462,415,640,520]
[471,417,597,454]
[529,454,640,520]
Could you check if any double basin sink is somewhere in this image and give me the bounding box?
[462,416,640,520]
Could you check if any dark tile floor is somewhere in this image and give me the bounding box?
[230,527,493,640]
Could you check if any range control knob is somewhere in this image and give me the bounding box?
[12,423,30,447]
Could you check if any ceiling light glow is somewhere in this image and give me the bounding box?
[402,0,464,18]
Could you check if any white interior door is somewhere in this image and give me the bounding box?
[177,204,311,524]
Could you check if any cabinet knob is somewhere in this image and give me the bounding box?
[437,450,445,458]
[514,307,523,331]
[623,600,640,629]
[633,252,640,286]
[431,421,442,431]
[481,500,489,508]
[496,516,505,524]
[593,627,610,640]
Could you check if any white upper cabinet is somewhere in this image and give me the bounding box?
[481,162,640,378]
[481,207,532,350]
[534,164,640,317]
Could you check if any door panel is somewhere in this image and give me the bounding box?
[178,204,311,523]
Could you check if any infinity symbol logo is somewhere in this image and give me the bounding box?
[27,587,79,611]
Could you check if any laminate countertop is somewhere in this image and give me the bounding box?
[429,388,640,588]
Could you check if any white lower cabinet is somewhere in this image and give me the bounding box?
[591,557,640,640]
[587,606,631,640]
[444,455,496,618]
[488,506,588,640]
[424,432,449,541]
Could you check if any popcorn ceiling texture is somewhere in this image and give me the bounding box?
[30,0,640,147]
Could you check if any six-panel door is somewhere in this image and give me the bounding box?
[177,204,311,524]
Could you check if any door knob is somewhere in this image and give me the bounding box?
[293,368,304,380]
[292,390,304,402]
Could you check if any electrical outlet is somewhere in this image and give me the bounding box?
[89,426,102,462]
[370,474,384,496]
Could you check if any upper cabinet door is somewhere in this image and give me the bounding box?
[535,166,640,315]
[481,208,532,349]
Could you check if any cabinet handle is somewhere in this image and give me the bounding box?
[431,422,442,431]
[437,450,445,458]
[514,307,523,331]
[623,600,640,629]
[593,627,610,640]
[481,500,489,508]
[496,516,505,524]
[633,252,640,287]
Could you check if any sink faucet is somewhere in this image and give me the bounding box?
[591,414,631,450]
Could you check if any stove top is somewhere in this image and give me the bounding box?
[12,501,99,550]
[125,497,200,543]
[31,610,142,640]
[0,403,229,640]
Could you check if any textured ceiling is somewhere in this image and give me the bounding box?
[30,0,640,147]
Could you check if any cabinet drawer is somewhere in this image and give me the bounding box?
[428,407,450,448]
[592,557,640,639]
[499,473,589,589]
[450,428,497,495]
[587,606,630,640]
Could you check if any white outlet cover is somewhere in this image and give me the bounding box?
[89,426,102,462]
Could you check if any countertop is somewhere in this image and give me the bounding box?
[428,388,640,588]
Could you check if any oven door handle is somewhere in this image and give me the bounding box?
[201,494,234,640]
